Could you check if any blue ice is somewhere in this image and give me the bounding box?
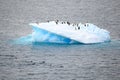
[31,26,79,44]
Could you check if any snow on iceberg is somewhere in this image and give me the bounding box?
[28,21,110,44]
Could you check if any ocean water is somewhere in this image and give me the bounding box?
[0,0,120,80]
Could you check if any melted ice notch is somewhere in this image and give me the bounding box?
[29,21,110,44]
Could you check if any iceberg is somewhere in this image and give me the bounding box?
[28,21,110,44]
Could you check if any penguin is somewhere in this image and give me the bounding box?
[67,21,70,25]
[72,24,75,26]
[75,27,77,30]
[56,20,59,24]
[78,27,80,30]
[77,24,78,27]
[56,21,58,24]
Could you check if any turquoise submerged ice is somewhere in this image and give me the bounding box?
[29,21,110,44]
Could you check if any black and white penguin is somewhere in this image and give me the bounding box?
[67,21,70,25]
[78,27,80,30]
[77,24,78,27]
[56,20,59,24]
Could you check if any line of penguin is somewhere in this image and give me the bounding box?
[47,20,89,30]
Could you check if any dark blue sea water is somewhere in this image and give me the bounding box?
[0,0,120,80]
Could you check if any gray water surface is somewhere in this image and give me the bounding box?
[0,0,120,80]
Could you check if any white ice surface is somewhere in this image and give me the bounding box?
[29,21,110,44]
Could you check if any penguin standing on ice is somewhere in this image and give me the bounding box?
[67,21,70,25]
[76,24,80,30]
[77,24,78,26]
[72,24,75,26]
[84,24,87,27]
[78,27,80,30]
[75,27,77,30]
[56,20,59,24]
